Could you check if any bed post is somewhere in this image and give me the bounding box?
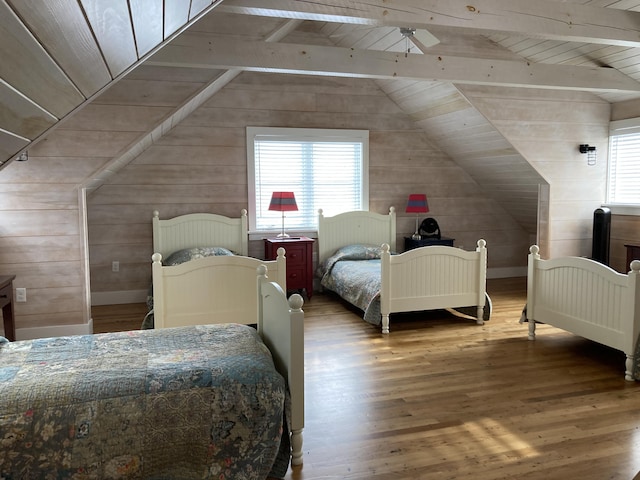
[274,247,286,293]
[152,211,161,254]
[288,293,305,465]
[475,239,487,324]
[240,209,248,257]
[151,253,164,329]
[388,207,397,253]
[257,265,306,465]
[380,243,391,334]
[626,260,640,381]
[526,245,540,341]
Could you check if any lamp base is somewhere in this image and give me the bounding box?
[276,232,291,238]
[412,216,421,240]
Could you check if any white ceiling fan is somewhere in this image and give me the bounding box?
[399,27,440,53]
[327,24,440,54]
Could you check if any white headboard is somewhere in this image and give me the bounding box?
[152,210,249,257]
[317,207,396,265]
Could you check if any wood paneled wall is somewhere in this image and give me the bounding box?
[611,215,640,273]
[459,86,611,259]
[87,71,530,300]
[0,156,91,330]
[0,64,213,333]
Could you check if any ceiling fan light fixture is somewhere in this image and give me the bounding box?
[400,27,416,38]
[398,27,440,54]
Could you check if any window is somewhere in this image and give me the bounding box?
[247,127,369,233]
[608,118,640,205]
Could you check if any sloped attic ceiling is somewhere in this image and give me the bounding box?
[3,0,640,238]
[0,0,223,163]
[4,0,640,168]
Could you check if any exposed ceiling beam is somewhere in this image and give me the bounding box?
[219,0,640,48]
[83,19,303,193]
[148,38,640,93]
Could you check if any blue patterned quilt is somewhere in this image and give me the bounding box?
[318,245,386,326]
[0,324,289,479]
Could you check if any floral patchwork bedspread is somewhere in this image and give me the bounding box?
[0,324,289,479]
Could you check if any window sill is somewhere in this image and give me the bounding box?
[249,230,318,242]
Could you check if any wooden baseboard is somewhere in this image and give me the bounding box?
[16,318,94,341]
[91,290,147,306]
[487,266,527,278]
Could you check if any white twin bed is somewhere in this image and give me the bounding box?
[1,271,304,475]
[317,207,489,333]
[150,209,286,329]
[525,245,640,381]
[149,210,304,465]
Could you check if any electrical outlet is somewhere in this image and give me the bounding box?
[16,287,26,302]
[112,261,119,272]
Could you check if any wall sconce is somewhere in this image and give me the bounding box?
[579,144,596,166]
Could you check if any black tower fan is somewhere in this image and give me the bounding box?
[592,207,611,265]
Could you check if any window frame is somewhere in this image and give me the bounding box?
[246,126,369,237]
[605,117,640,215]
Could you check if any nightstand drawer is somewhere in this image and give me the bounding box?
[285,244,308,267]
[286,265,306,289]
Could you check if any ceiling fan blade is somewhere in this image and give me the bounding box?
[411,29,440,51]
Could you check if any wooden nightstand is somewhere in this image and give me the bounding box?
[265,237,314,298]
[404,236,455,251]
[0,275,16,341]
[625,244,640,270]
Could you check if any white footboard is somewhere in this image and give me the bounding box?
[152,248,286,328]
[257,266,305,466]
[379,239,488,334]
[526,245,640,381]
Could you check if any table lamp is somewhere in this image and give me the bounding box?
[406,193,429,240]
[269,191,298,237]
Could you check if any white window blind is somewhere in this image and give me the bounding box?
[609,118,640,204]
[247,127,369,233]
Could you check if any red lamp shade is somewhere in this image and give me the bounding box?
[269,191,298,212]
[405,194,429,213]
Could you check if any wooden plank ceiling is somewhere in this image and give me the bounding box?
[0,0,222,164]
[2,0,640,235]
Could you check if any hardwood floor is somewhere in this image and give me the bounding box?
[92,278,640,480]
[92,301,148,333]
